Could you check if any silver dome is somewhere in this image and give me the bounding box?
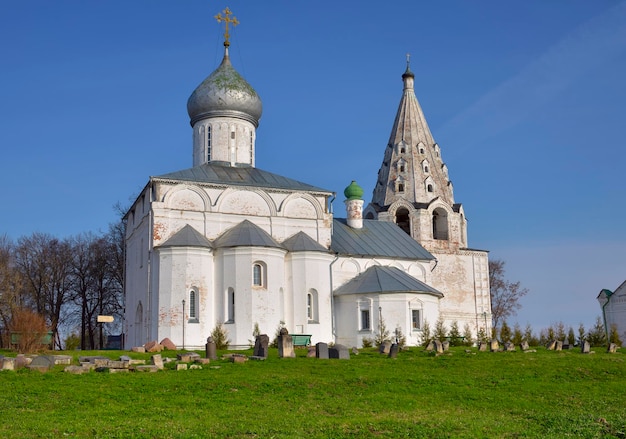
[187,50,262,127]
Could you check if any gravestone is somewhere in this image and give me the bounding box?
[425,340,435,352]
[329,344,350,359]
[176,363,188,371]
[28,355,54,372]
[253,334,270,358]
[478,341,487,352]
[607,343,617,353]
[379,341,392,355]
[520,341,529,351]
[442,341,450,352]
[580,340,590,354]
[205,336,217,360]
[150,354,164,370]
[160,337,177,351]
[388,344,399,358]
[131,346,146,353]
[352,347,359,355]
[2,357,15,371]
[316,342,329,359]
[489,339,499,352]
[504,342,515,352]
[307,346,316,357]
[278,328,295,358]
[433,340,444,354]
[144,340,162,353]
[546,340,556,350]
[555,341,563,351]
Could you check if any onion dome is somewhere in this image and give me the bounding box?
[187,48,263,127]
[344,180,364,200]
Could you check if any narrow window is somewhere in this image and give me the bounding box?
[432,208,449,240]
[189,290,197,319]
[207,125,212,161]
[227,288,235,322]
[307,293,312,319]
[424,166,429,173]
[427,184,433,192]
[252,262,267,287]
[411,309,421,330]
[398,183,404,193]
[253,264,262,286]
[400,147,406,154]
[400,164,405,172]
[250,131,254,164]
[361,309,371,330]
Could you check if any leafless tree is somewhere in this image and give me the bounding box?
[489,259,529,331]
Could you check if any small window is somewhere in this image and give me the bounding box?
[420,148,424,154]
[411,309,421,330]
[361,309,371,331]
[307,289,319,322]
[230,130,236,139]
[427,184,433,193]
[400,164,405,172]
[227,288,235,322]
[400,147,406,154]
[207,125,212,161]
[398,183,404,193]
[424,166,429,173]
[189,290,197,320]
[253,262,267,287]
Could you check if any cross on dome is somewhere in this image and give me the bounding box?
[215,7,239,47]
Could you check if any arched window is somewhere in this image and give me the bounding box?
[427,184,433,193]
[227,288,235,323]
[432,208,449,240]
[189,289,199,323]
[206,125,212,161]
[424,166,429,173]
[307,289,319,322]
[395,207,411,235]
[253,262,267,287]
[398,183,404,193]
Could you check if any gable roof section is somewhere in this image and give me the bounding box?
[282,232,329,253]
[154,162,331,194]
[213,220,282,249]
[334,265,442,297]
[157,224,213,249]
[331,218,434,260]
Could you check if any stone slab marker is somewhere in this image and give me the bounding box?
[388,344,399,358]
[278,328,295,358]
[520,341,529,351]
[489,339,499,352]
[555,341,563,351]
[607,343,618,353]
[329,344,350,360]
[580,341,590,354]
[425,340,435,352]
[150,354,164,370]
[434,340,444,354]
[379,341,392,354]
[205,336,217,360]
[316,342,329,359]
[546,340,556,350]
[253,334,270,358]
[442,341,450,352]
[478,341,487,352]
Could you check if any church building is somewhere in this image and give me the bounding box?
[123,11,491,349]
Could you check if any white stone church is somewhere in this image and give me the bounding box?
[123,27,491,349]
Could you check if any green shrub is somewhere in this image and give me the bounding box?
[64,332,80,350]
[433,317,446,341]
[420,320,432,346]
[210,321,230,350]
[609,323,622,346]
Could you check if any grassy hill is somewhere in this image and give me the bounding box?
[1,346,625,438]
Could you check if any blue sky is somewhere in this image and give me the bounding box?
[1,1,625,332]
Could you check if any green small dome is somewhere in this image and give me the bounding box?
[344,180,364,200]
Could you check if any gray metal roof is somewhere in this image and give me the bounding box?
[282,232,329,253]
[334,265,442,297]
[154,162,331,194]
[157,224,213,249]
[213,220,283,249]
[331,219,435,260]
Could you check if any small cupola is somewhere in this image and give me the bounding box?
[344,180,364,229]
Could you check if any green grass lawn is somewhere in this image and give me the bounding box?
[1,346,625,438]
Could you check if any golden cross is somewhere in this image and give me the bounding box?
[215,7,239,47]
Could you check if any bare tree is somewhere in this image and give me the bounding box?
[0,235,20,346]
[13,233,75,349]
[489,259,529,331]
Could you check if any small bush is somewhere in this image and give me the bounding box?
[434,318,446,341]
[9,309,49,354]
[210,321,230,350]
[64,332,80,350]
[270,321,286,348]
[361,337,373,348]
[609,323,622,346]
[448,321,462,346]
[420,320,432,347]
[499,321,511,343]
[462,323,473,347]
[374,315,391,346]
[587,316,607,347]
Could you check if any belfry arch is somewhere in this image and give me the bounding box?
[395,207,411,235]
